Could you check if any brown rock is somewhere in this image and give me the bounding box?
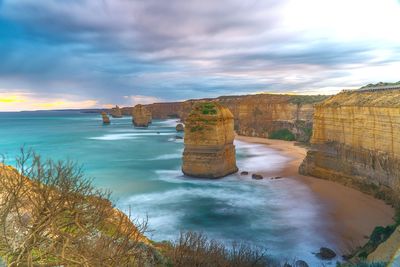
[251,174,263,180]
[176,123,184,132]
[101,112,110,124]
[182,102,238,178]
[132,104,152,127]
[299,89,400,205]
[110,105,123,118]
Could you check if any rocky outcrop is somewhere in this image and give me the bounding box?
[176,123,184,132]
[132,104,152,127]
[300,89,400,205]
[111,105,123,118]
[101,112,110,124]
[368,225,400,265]
[182,102,238,178]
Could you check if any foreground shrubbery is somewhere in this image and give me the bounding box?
[160,231,278,267]
[0,149,155,266]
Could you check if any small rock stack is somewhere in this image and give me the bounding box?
[132,104,152,127]
[182,102,238,178]
[101,112,110,124]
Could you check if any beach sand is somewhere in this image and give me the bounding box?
[236,135,395,253]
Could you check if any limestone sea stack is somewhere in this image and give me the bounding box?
[182,102,238,178]
[101,112,110,124]
[110,105,123,118]
[132,104,152,127]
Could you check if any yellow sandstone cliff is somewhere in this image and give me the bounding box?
[182,102,238,178]
[300,89,400,204]
[132,104,152,127]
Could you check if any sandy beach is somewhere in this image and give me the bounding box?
[236,135,395,253]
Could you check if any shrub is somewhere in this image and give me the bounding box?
[0,149,153,267]
[268,129,296,141]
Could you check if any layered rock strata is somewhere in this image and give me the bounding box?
[300,89,400,205]
[111,105,123,118]
[182,102,238,178]
[132,104,152,127]
[101,112,110,124]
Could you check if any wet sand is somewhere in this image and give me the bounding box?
[236,135,395,252]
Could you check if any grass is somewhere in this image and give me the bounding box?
[200,102,218,115]
[268,129,296,141]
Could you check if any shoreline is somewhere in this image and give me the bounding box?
[235,135,395,252]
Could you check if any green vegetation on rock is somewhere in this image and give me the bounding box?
[360,81,400,89]
[268,129,296,141]
[200,102,217,115]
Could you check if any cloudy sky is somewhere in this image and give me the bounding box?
[0,0,399,111]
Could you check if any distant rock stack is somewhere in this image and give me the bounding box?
[182,102,238,178]
[110,105,123,118]
[176,123,184,132]
[132,104,152,127]
[101,112,110,124]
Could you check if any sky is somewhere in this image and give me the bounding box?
[0,0,400,111]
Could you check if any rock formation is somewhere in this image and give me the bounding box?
[300,89,400,205]
[110,105,123,118]
[176,123,184,132]
[132,104,152,127]
[182,102,238,178]
[368,225,400,265]
[101,112,110,124]
[139,94,326,142]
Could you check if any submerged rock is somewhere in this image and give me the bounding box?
[251,174,263,180]
[294,260,309,267]
[240,171,249,175]
[101,112,110,124]
[316,247,336,260]
[182,102,238,178]
[176,123,184,132]
[110,105,123,118]
[132,104,152,127]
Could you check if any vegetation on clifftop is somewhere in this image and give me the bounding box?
[288,95,329,105]
[268,129,296,141]
[360,81,400,89]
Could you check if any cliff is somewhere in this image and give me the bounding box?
[300,89,400,205]
[132,104,152,127]
[111,105,123,118]
[182,102,238,178]
[142,94,327,142]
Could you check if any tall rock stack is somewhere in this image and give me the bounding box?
[110,105,123,118]
[101,112,110,124]
[182,102,238,178]
[299,89,400,205]
[132,104,152,127]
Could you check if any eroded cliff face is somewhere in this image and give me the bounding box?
[144,94,326,142]
[132,104,152,127]
[300,89,400,204]
[182,102,238,178]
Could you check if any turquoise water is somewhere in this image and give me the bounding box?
[0,111,338,264]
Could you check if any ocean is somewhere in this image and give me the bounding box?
[0,111,337,265]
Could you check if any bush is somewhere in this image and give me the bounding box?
[162,231,279,267]
[0,149,153,267]
[268,129,296,141]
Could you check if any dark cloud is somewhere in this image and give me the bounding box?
[0,0,399,107]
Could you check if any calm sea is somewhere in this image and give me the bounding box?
[0,111,337,264]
